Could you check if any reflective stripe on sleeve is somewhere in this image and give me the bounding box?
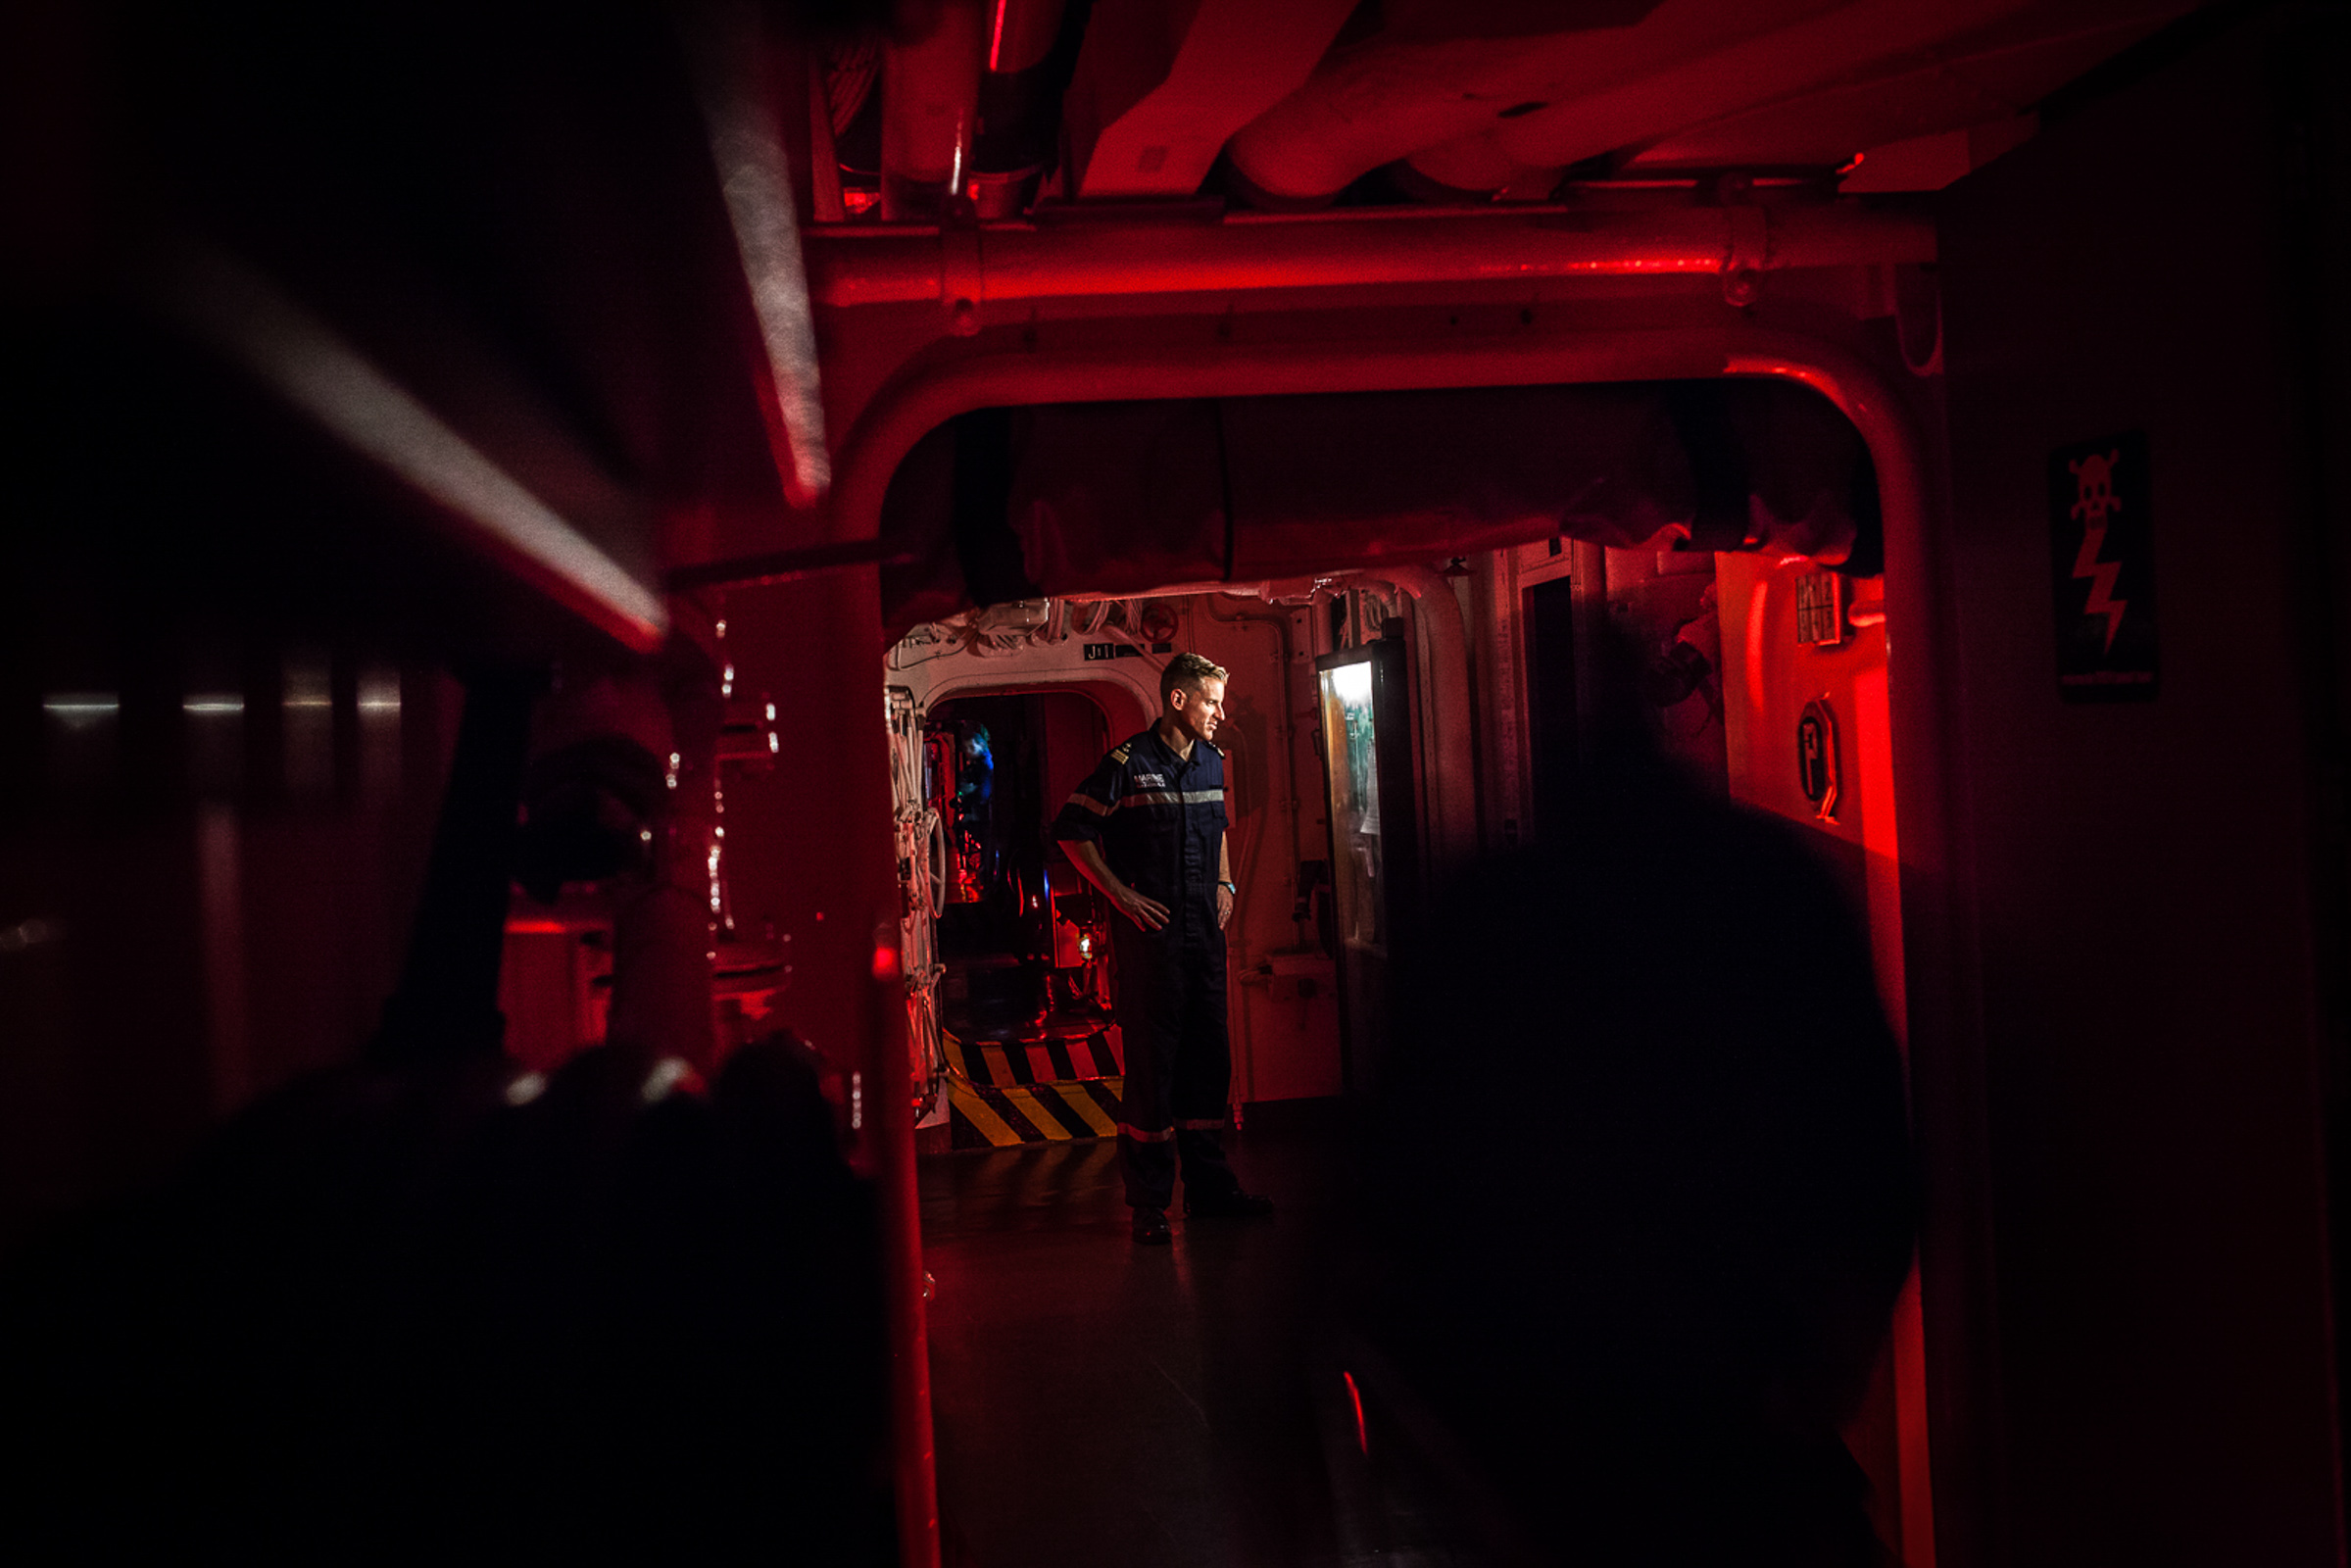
[1063,791,1113,815]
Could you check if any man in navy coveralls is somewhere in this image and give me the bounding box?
[1053,652,1274,1245]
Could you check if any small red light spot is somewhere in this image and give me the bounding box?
[1837,151,1866,175]
[1342,1370,1367,1455]
[872,944,900,981]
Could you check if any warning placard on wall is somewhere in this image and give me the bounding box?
[2048,428,2159,703]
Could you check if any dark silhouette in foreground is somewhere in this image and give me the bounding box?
[2,660,893,1560]
[1352,643,1917,1567]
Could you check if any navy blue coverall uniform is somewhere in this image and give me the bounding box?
[1052,727,1243,1211]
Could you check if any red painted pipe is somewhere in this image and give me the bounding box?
[868,922,941,1568]
[806,204,1935,310]
[881,0,984,221]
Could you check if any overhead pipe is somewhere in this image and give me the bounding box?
[1222,0,2035,206]
[881,0,985,221]
[1061,0,1358,200]
[807,203,1935,312]
[685,1,831,506]
[969,0,1068,218]
[1396,131,1562,204]
[1059,575,1336,604]
[1486,0,2039,176]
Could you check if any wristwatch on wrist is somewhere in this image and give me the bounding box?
[1219,879,1238,892]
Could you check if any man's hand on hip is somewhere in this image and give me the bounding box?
[1113,886,1170,932]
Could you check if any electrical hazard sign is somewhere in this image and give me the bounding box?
[2049,428,2158,703]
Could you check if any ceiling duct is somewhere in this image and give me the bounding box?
[879,381,1883,630]
[1224,0,2046,208]
[1059,0,1357,199]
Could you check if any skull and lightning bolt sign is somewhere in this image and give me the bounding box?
[2048,429,2158,703]
[2069,449,2127,653]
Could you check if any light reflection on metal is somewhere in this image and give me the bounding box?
[685,2,832,506]
[42,694,119,726]
[153,241,668,651]
[710,753,731,931]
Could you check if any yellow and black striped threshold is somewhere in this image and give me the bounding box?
[949,1073,1125,1149]
[943,1025,1122,1091]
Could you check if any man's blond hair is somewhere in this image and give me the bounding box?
[1160,651,1228,706]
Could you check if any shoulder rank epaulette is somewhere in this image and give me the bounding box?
[1109,743,1132,763]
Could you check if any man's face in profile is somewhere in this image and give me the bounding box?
[1169,676,1225,747]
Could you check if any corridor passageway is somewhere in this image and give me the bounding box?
[923,1105,1360,1567]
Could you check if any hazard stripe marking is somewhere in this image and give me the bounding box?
[1002,1087,1074,1141]
[1032,1084,1102,1141]
[948,1080,1023,1147]
[947,1077,1125,1149]
[944,1028,1121,1089]
[1053,1083,1117,1137]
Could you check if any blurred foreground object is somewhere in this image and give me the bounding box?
[1360,630,1916,1567]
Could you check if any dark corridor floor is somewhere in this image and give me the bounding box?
[920,1101,1359,1568]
